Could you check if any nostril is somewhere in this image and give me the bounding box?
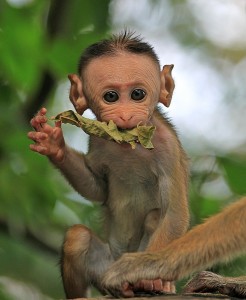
[120,115,133,121]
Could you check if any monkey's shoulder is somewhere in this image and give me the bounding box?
[152,109,187,159]
[152,109,179,143]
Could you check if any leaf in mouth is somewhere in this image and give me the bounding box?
[52,110,156,149]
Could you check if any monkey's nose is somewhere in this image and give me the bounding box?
[117,116,135,129]
[120,115,133,121]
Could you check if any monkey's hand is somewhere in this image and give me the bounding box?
[28,107,66,163]
[102,252,171,298]
[184,271,246,298]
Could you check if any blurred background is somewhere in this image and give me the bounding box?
[0,0,246,298]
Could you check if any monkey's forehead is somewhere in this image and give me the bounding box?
[84,52,160,77]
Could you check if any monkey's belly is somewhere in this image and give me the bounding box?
[108,228,145,259]
[107,205,161,259]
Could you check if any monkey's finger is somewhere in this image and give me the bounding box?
[153,279,164,291]
[55,120,62,128]
[30,107,47,129]
[29,144,48,155]
[134,279,154,291]
[133,280,145,290]
[30,115,48,132]
[170,281,176,293]
[27,131,48,142]
[106,282,134,298]
[39,107,47,115]
[121,282,135,298]
[162,281,171,292]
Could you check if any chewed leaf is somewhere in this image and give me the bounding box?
[54,110,156,149]
[137,125,156,149]
[54,110,80,127]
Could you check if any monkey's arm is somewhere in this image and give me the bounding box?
[146,112,190,252]
[28,108,106,202]
[102,197,246,297]
[53,146,107,202]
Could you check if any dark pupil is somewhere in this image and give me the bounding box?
[131,89,146,101]
[104,91,119,102]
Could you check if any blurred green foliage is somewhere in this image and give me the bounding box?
[0,0,110,298]
[0,0,245,298]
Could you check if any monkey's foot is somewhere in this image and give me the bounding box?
[184,271,246,298]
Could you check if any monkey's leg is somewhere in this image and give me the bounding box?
[61,224,114,298]
[138,209,161,251]
[184,271,246,298]
[137,209,175,294]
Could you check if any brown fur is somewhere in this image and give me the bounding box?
[102,197,246,297]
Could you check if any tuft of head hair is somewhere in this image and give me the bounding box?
[78,30,160,76]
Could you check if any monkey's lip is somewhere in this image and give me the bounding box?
[117,123,144,130]
[118,126,135,131]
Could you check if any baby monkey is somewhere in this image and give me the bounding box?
[28,31,189,298]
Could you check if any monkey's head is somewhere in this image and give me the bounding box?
[68,31,174,130]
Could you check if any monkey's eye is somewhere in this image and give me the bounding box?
[103,91,119,103]
[131,89,146,101]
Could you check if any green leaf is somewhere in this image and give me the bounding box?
[217,156,246,195]
[54,110,156,149]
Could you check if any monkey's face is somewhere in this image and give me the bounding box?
[83,52,161,129]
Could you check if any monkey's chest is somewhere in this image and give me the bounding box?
[106,152,161,196]
[104,143,161,183]
[88,140,168,255]
[89,139,165,204]
[103,150,165,256]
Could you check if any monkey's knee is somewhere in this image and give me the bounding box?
[61,224,114,297]
[61,225,92,298]
[63,224,91,257]
[144,209,161,234]
[138,209,161,250]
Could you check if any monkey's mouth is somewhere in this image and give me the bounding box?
[118,127,134,131]
[117,121,146,131]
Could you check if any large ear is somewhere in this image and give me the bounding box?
[68,74,88,115]
[159,64,175,107]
